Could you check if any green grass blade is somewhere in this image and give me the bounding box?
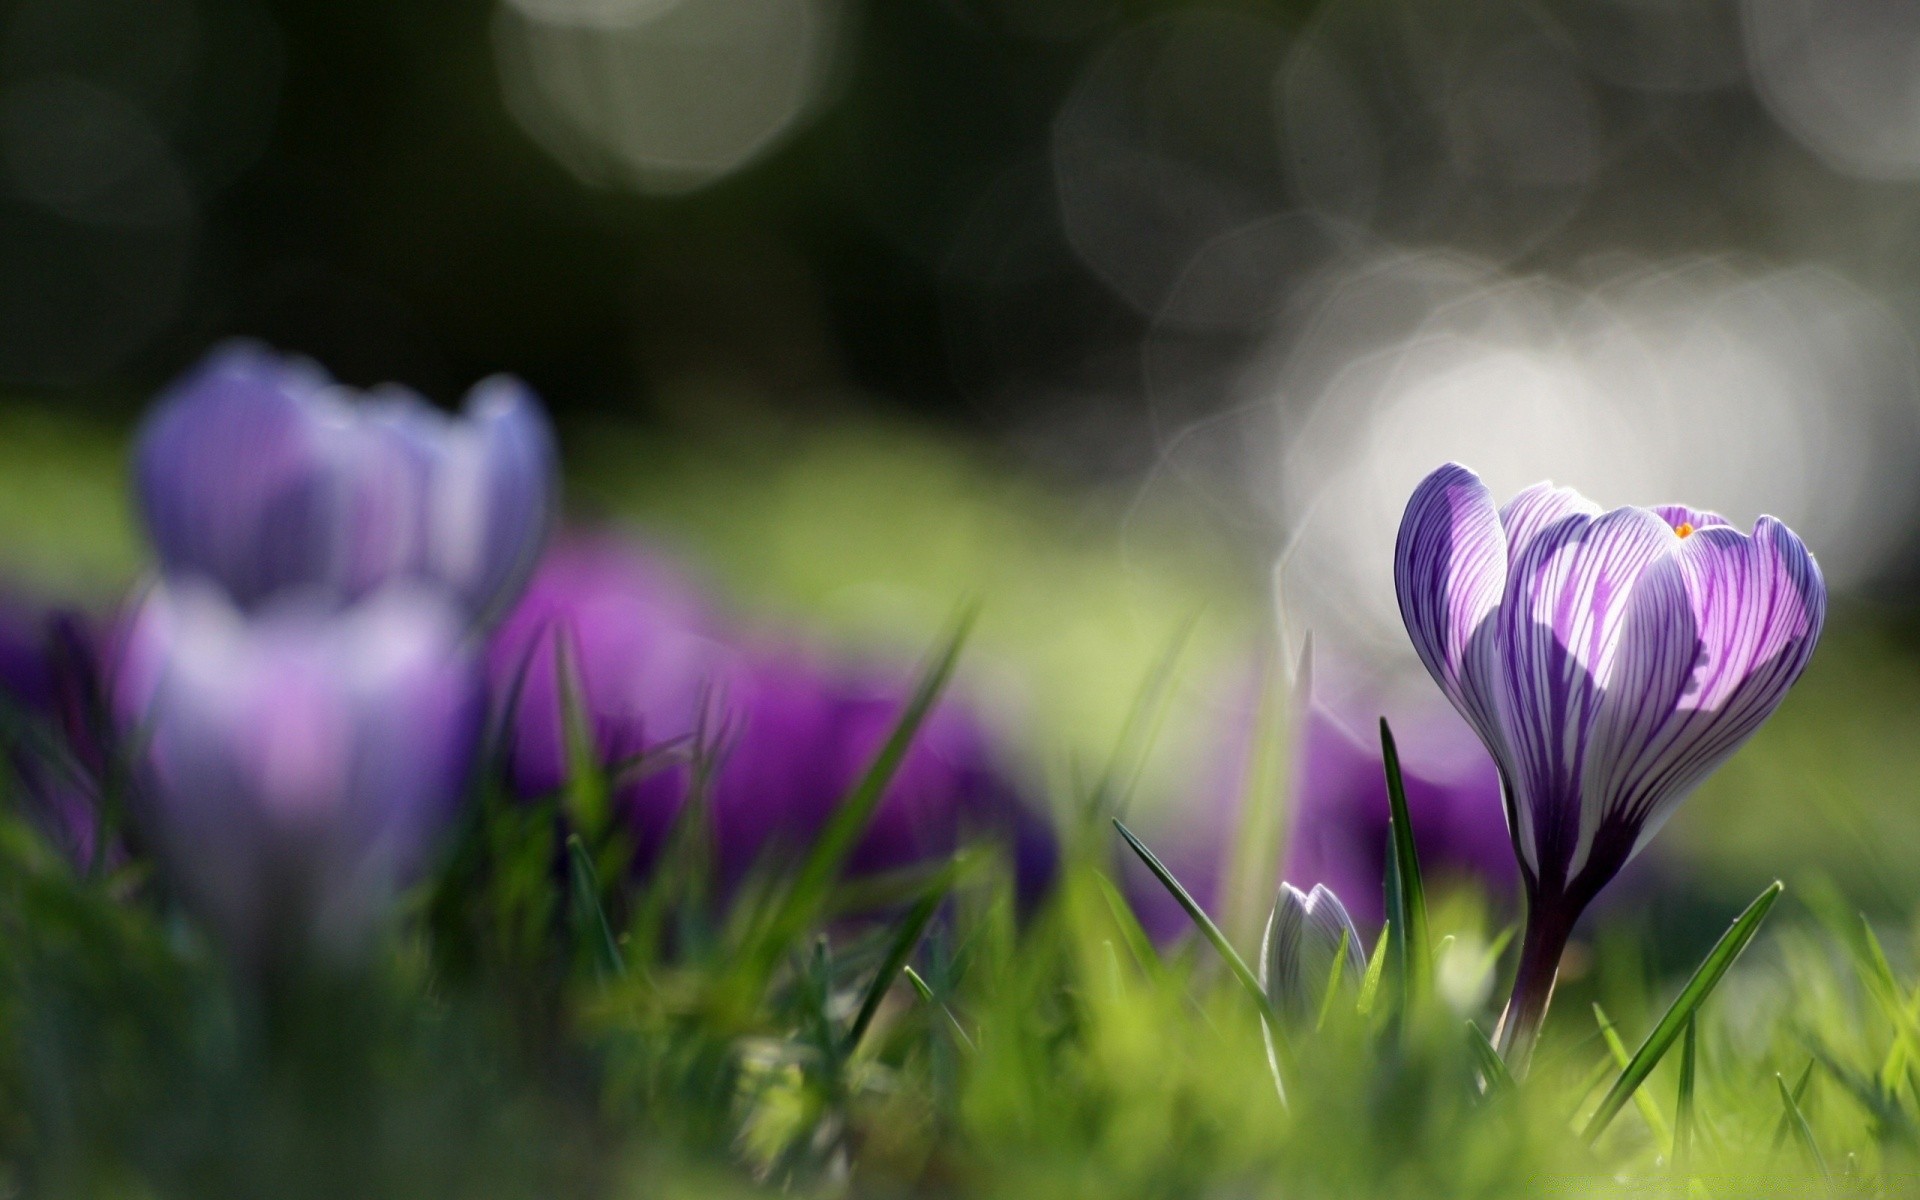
[1112,819,1277,1027]
[1379,718,1430,1009]
[843,886,946,1056]
[902,964,974,1051]
[1357,921,1391,1018]
[1771,1059,1816,1152]
[1593,1002,1671,1152]
[1674,1018,1698,1181]
[1468,1021,1515,1095]
[1314,928,1352,1033]
[566,833,625,980]
[739,609,973,980]
[1775,1072,1831,1186]
[1582,880,1783,1144]
[1085,614,1197,825]
[555,629,612,839]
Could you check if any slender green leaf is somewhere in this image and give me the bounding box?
[1593,1003,1671,1152]
[902,964,974,1051]
[1112,819,1278,1028]
[1776,1072,1831,1187]
[843,886,946,1055]
[1582,881,1783,1143]
[1379,718,1430,1009]
[1674,1018,1698,1181]
[1314,927,1352,1033]
[1086,614,1198,825]
[566,834,624,980]
[1468,1021,1515,1096]
[739,609,973,981]
[554,630,611,839]
[1357,921,1391,1018]
[1771,1059,1816,1152]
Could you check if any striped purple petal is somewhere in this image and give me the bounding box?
[1495,505,1675,884]
[1394,464,1507,754]
[1498,482,1601,562]
[1575,516,1825,883]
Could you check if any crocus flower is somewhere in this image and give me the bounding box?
[135,341,557,623]
[1125,682,1511,943]
[1395,462,1825,1065]
[115,581,483,962]
[1261,882,1367,1024]
[489,535,1054,900]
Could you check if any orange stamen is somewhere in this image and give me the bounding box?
[1674,522,1694,539]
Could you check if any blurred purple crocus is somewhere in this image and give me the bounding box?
[1395,462,1825,1065]
[1125,682,1511,944]
[489,535,1053,901]
[135,341,557,623]
[114,581,483,961]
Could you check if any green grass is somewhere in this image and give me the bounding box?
[5,407,1920,1194]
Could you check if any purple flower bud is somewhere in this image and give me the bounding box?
[115,582,483,960]
[1261,882,1367,1024]
[135,341,558,622]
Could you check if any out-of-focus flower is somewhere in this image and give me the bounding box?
[1126,682,1511,943]
[1261,882,1366,1024]
[135,341,558,622]
[0,598,114,866]
[1395,461,1825,1064]
[488,534,1054,900]
[114,581,483,961]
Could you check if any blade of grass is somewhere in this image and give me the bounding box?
[1085,614,1198,825]
[1356,921,1391,1018]
[1582,880,1783,1144]
[1093,870,1166,982]
[1776,1072,1831,1187]
[1468,1021,1515,1096]
[1112,819,1273,1022]
[738,609,974,982]
[1313,927,1352,1032]
[566,833,624,980]
[1674,1018,1697,1181]
[1593,1002,1672,1152]
[843,886,946,1056]
[1770,1059,1816,1152]
[902,964,974,1051]
[555,629,612,840]
[1380,718,1430,1009]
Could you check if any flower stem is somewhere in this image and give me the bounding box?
[1494,899,1577,1077]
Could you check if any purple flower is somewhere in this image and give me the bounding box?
[1395,462,1825,1063]
[488,535,1053,900]
[135,341,557,622]
[115,581,483,960]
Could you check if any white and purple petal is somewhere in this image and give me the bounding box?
[1576,517,1824,881]
[1394,464,1509,756]
[1494,505,1677,883]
